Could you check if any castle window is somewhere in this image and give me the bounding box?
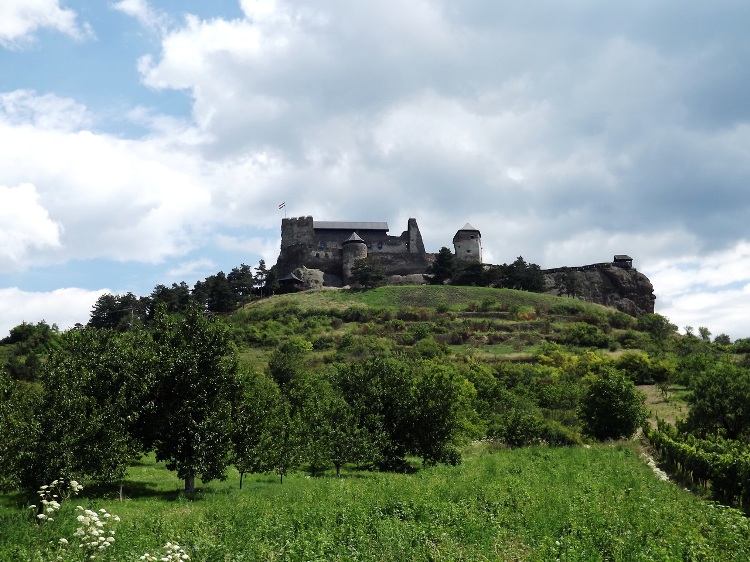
[316,252,320,258]
[377,242,383,249]
[319,241,325,249]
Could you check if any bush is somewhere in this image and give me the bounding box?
[561,322,611,348]
[579,369,646,440]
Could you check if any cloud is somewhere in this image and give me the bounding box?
[0,183,62,270]
[0,287,106,338]
[112,0,170,33]
[0,0,89,48]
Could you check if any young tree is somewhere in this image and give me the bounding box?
[19,328,155,490]
[351,257,387,289]
[578,369,646,441]
[428,247,455,285]
[254,260,270,298]
[231,371,284,488]
[149,304,241,493]
[410,361,476,465]
[684,362,750,440]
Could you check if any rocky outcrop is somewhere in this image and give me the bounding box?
[544,266,655,316]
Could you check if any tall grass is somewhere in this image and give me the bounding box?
[2,445,749,561]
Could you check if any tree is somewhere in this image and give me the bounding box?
[428,247,455,285]
[266,337,312,388]
[554,267,580,297]
[19,328,155,490]
[451,262,485,287]
[714,334,731,346]
[193,272,235,313]
[0,369,41,490]
[334,357,416,470]
[149,282,193,317]
[228,264,255,299]
[637,313,677,342]
[254,260,270,298]
[410,361,476,465]
[698,326,712,342]
[350,257,387,289]
[149,304,241,493]
[231,372,285,488]
[684,362,750,440]
[578,369,646,440]
[88,293,148,330]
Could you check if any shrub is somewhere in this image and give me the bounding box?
[578,369,646,440]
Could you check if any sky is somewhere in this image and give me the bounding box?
[1,0,750,340]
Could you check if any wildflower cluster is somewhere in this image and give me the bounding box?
[74,506,120,558]
[29,478,83,523]
[139,541,191,561]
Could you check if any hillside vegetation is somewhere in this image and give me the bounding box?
[3,285,750,560]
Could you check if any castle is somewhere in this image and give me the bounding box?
[274,215,656,316]
[275,217,481,287]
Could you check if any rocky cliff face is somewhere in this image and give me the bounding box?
[543,266,655,316]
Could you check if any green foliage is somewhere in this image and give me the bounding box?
[560,322,611,348]
[351,257,388,289]
[148,304,241,492]
[645,421,750,505]
[231,371,284,486]
[579,369,646,440]
[615,352,672,385]
[266,337,312,386]
[18,327,156,490]
[637,313,678,341]
[427,247,455,285]
[684,362,750,440]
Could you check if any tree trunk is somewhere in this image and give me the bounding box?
[185,475,196,494]
[239,471,244,490]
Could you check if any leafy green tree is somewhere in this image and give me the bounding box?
[553,267,580,297]
[0,369,41,490]
[410,361,476,465]
[578,369,646,440]
[637,313,677,342]
[149,304,241,493]
[428,247,455,285]
[714,334,731,346]
[88,293,148,330]
[351,257,387,289]
[20,328,155,490]
[334,356,416,470]
[698,326,712,342]
[451,262,485,287]
[253,260,270,297]
[684,362,750,440]
[228,264,255,299]
[149,282,193,317]
[231,371,284,488]
[193,272,235,313]
[266,398,304,484]
[266,337,312,387]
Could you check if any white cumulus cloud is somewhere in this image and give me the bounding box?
[0,0,89,48]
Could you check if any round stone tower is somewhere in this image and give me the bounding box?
[453,223,482,263]
[342,231,367,285]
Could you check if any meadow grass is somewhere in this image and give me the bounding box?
[2,445,749,561]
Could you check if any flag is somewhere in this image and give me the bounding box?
[278,202,286,209]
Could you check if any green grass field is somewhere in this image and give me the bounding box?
[2,444,749,561]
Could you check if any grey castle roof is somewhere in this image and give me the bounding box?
[614,255,633,261]
[313,221,389,231]
[458,223,479,232]
[343,232,365,243]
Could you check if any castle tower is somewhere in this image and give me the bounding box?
[342,232,367,285]
[453,223,482,263]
